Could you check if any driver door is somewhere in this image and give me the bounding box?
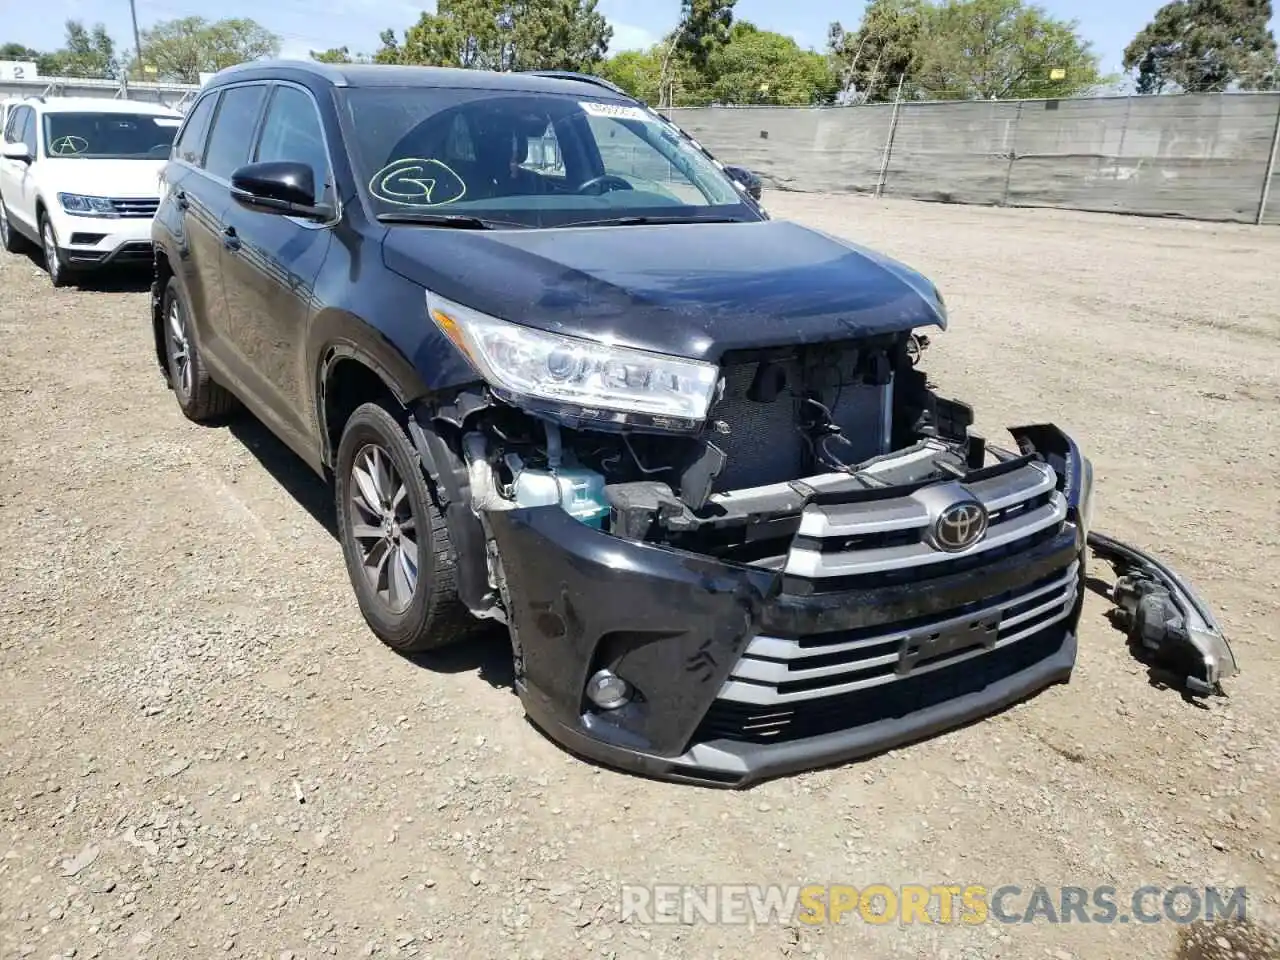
[1,107,39,234]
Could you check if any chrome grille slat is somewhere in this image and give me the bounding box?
[110,197,159,218]
[786,494,1067,579]
[741,564,1079,662]
[718,561,1079,706]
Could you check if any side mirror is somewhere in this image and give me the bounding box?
[724,164,762,201]
[230,160,331,220]
[2,141,32,163]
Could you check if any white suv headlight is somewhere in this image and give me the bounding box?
[58,193,118,218]
[427,290,719,430]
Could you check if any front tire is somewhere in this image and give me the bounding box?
[335,402,476,653]
[39,213,71,288]
[161,276,239,423]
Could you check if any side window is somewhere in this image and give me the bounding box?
[174,93,217,167]
[20,108,37,155]
[204,84,266,180]
[253,85,332,201]
[2,106,23,144]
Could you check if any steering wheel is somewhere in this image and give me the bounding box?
[148,143,172,157]
[576,174,634,195]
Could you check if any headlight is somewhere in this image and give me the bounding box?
[58,193,118,218]
[427,290,720,429]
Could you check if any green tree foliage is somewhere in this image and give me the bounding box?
[310,46,371,64]
[0,22,118,78]
[599,24,836,106]
[138,17,281,82]
[829,0,926,102]
[828,0,1101,100]
[597,48,666,102]
[673,0,737,69]
[1123,0,1277,93]
[384,0,611,72]
[703,23,837,104]
[917,0,1102,98]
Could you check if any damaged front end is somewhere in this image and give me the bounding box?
[411,291,1108,787]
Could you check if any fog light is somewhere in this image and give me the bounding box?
[586,669,631,710]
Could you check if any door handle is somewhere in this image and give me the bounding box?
[222,225,241,251]
[174,188,188,210]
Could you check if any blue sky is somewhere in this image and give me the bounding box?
[3,0,1276,79]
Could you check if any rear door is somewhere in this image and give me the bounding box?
[182,82,268,387]
[218,81,336,460]
[160,91,218,321]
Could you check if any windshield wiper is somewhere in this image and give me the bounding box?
[564,215,749,228]
[376,212,520,230]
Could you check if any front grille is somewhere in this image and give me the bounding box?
[695,622,1071,745]
[717,561,1078,709]
[784,459,1068,588]
[111,197,159,218]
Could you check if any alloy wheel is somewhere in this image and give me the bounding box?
[42,221,60,284]
[0,205,9,247]
[347,443,419,614]
[167,298,193,399]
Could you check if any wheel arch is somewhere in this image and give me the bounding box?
[313,310,431,471]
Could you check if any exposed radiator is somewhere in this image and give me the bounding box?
[711,346,892,492]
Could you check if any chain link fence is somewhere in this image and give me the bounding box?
[665,93,1280,226]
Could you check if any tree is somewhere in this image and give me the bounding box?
[1123,0,1277,93]
[829,0,927,102]
[0,22,119,78]
[673,0,737,69]
[50,21,119,78]
[138,17,281,82]
[913,0,1103,99]
[0,42,43,62]
[598,47,666,102]
[702,23,837,104]
[311,46,371,64]
[392,0,611,72]
[374,29,403,64]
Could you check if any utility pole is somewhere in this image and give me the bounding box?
[128,0,143,80]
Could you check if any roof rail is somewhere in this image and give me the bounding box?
[523,71,630,99]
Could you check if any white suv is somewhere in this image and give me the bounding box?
[0,97,182,286]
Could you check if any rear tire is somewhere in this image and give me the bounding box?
[334,402,477,653]
[162,276,239,423]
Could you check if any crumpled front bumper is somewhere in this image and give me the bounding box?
[489,425,1093,787]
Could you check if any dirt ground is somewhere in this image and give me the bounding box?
[1,194,1277,960]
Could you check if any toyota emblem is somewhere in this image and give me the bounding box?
[931,500,989,552]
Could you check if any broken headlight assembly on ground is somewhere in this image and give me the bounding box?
[416,292,1238,788]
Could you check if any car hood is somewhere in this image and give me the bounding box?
[382,219,947,362]
[41,158,166,198]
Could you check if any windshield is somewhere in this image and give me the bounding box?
[42,112,181,160]
[337,87,758,228]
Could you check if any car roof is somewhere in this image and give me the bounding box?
[207,59,632,101]
[34,98,182,116]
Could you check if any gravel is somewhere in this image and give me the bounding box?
[1,195,1277,959]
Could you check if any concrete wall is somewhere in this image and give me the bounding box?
[668,93,1280,225]
[0,76,199,111]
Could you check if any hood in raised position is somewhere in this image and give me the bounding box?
[383,219,947,362]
